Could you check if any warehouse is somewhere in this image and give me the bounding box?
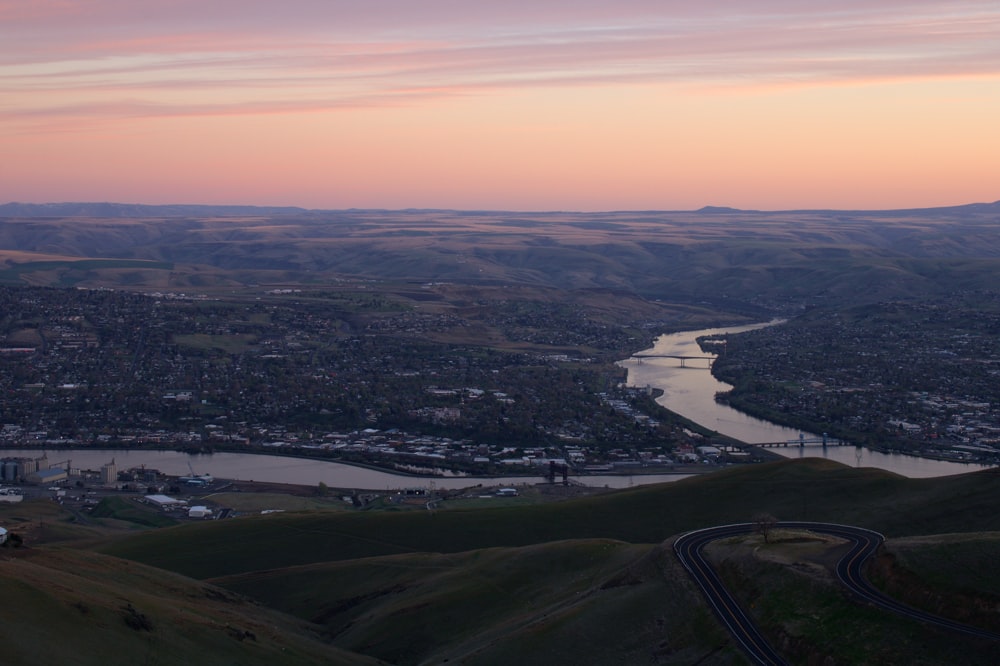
[144,494,186,509]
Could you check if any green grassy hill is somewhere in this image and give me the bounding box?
[6,458,1000,664]
[211,540,733,665]
[704,530,1000,665]
[96,458,1000,579]
[0,548,384,666]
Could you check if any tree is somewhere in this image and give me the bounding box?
[753,512,778,544]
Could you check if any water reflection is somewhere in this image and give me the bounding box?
[0,449,693,489]
[622,323,990,478]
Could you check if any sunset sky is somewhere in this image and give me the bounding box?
[2,1,999,211]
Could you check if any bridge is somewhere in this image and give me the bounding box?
[631,354,715,368]
[754,434,850,448]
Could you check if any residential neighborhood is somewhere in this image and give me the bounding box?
[0,285,729,475]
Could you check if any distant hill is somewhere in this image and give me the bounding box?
[695,205,748,213]
[1,200,999,309]
[4,200,997,218]
[0,202,310,217]
[0,201,1000,218]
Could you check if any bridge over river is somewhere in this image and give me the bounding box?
[631,353,716,368]
[754,435,850,448]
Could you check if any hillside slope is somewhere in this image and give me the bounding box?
[5,458,1000,664]
[212,539,737,665]
[2,204,999,306]
[97,458,1000,580]
[0,548,384,666]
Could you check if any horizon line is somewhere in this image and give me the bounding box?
[3,199,998,217]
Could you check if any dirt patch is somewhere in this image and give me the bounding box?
[708,530,852,583]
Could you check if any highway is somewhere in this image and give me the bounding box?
[674,521,1000,665]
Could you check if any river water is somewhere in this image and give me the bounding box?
[620,322,990,478]
[0,448,691,490]
[7,321,984,487]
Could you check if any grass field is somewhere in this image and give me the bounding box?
[0,548,381,666]
[203,491,351,513]
[213,539,739,665]
[95,458,1000,580]
[874,533,1000,635]
[89,496,180,528]
[172,332,258,353]
[706,533,1000,664]
[885,532,1000,596]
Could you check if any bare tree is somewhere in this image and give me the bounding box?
[753,513,778,544]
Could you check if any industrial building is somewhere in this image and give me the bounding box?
[100,458,117,485]
[188,505,212,519]
[0,456,40,482]
[26,467,68,486]
[144,494,186,509]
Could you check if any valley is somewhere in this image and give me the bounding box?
[3,201,1000,663]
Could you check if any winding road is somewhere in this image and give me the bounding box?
[674,522,1000,665]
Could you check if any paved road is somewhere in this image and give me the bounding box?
[674,521,1000,665]
[675,523,792,665]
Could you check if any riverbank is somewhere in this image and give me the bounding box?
[0,448,708,490]
[1,440,722,480]
[621,323,992,478]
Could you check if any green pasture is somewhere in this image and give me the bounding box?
[96,458,1000,580]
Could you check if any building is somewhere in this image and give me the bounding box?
[100,458,117,485]
[144,494,186,509]
[1,456,43,482]
[26,467,67,486]
[0,460,18,481]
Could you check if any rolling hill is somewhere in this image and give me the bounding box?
[0,458,968,664]
[1,202,999,309]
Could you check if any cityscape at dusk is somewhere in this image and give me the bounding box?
[4,4,1000,663]
[3,1,999,210]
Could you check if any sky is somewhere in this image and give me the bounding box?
[2,1,999,211]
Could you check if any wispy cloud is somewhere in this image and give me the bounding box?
[2,1,999,128]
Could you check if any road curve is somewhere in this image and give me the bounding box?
[674,522,1000,665]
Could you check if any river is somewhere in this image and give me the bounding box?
[8,321,983,487]
[620,322,991,478]
[0,448,692,490]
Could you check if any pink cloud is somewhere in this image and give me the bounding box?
[2,1,999,129]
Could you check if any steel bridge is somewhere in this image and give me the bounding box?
[754,435,850,448]
[630,354,716,368]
